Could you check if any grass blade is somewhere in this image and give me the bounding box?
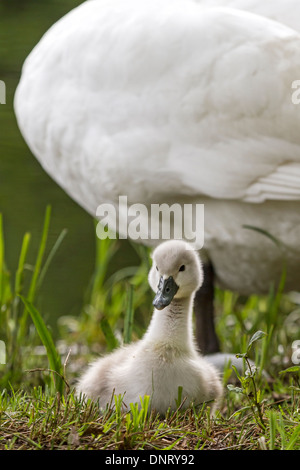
[27,205,52,303]
[14,232,31,296]
[91,230,118,297]
[37,228,67,290]
[269,411,277,450]
[100,317,119,351]
[242,225,283,249]
[0,214,12,313]
[19,295,64,395]
[18,205,51,341]
[286,424,300,450]
[0,213,3,304]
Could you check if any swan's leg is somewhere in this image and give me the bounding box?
[194,261,220,354]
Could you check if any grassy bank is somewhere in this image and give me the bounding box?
[0,208,299,450]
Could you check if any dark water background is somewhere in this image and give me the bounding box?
[0,0,135,335]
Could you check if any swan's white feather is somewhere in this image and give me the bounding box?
[14,0,300,293]
[244,163,300,202]
[195,0,300,33]
[15,0,300,205]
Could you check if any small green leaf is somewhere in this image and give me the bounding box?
[279,366,300,375]
[247,330,267,353]
[236,353,247,359]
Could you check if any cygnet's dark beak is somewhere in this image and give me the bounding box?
[153,276,179,310]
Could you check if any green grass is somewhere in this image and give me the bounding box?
[0,384,299,450]
[0,209,300,450]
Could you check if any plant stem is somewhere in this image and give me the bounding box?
[245,357,265,431]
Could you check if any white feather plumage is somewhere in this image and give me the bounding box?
[14,0,300,294]
[76,240,223,413]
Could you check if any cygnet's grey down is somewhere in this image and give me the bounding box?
[76,240,223,414]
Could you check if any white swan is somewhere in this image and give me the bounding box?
[195,0,300,32]
[76,240,223,414]
[14,0,300,352]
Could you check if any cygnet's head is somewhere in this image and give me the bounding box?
[148,240,203,310]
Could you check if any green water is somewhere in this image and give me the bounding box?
[0,0,127,333]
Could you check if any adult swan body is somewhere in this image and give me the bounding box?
[14,0,300,353]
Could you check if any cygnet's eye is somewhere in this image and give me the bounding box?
[179,265,185,272]
[156,265,159,271]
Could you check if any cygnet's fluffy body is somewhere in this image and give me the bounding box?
[76,240,222,414]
